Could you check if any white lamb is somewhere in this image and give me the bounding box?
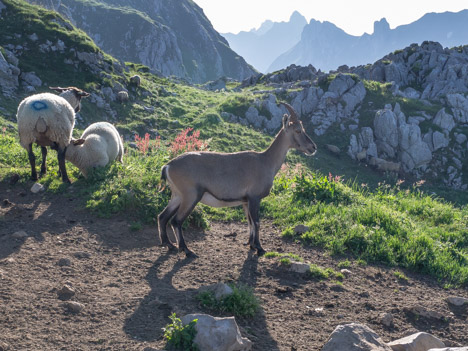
[65,122,124,177]
[16,86,90,183]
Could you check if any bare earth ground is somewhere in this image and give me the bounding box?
[0,181,467,351]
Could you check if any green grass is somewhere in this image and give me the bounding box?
[163,313,199,351]
[196,283,260,318]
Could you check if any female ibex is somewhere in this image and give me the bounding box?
[158,103,317,257]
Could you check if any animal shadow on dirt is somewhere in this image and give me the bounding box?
[123,249,279,350]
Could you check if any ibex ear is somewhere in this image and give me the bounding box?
[282,114,290,128]
[72,138,85,146]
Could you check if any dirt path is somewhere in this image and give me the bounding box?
[0,181,467,351]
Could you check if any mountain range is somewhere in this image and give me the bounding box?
[225,10,468,73]
[25,0,256,83]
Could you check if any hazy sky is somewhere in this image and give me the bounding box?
[193,0,467,36]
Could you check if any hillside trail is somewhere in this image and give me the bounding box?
[0,180,467,351]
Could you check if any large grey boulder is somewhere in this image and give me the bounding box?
[388,332,445,351]
[432,131,449,151]
[374,109,399,148]
[447,93,468,123]
[0,51,19,96]
[181,314,251,351]
[427,348,468,351]
[245,106,263,129]
[321,323,392,351]
[433,109,455,132]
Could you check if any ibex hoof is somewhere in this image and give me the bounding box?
[256,247,266,256]
[184,250,198,259]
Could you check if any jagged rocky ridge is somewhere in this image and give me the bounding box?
[25,0,256,83]
[233,42,468,189]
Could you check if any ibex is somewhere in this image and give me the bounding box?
[158,103,317,257]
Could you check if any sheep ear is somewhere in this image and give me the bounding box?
[73,138,85,146]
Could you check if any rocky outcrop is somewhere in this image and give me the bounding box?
[0,48,19,97]
[181,314,251,351]
[321,323,392,351]
[347,41,468,100]
[388,332,445,351]
[26,0,256,83]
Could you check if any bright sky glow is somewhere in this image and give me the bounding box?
[193,0,467,36]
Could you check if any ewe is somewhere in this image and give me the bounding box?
[65,122,124,177]
[17,86,89,183]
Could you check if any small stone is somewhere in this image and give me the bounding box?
[290,261,310,274]
[63,301,84,314]
[340,269,352,276]
[0,341,10,351]
[74,251,91,259]
[294,224,309,234]
[380,312,394,327]
[58,258,72,266]
[30,183,45,193]
[106,260,113,266]
[446,296,468,307]
[405,305,446,320]
[57,284,75,300]
[12,230,28,239]
[2,199,12,206]
[330,284,345,292]
[388,332,445,351]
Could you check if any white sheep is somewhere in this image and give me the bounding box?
[16,86,90,183]
[65,122,124,177]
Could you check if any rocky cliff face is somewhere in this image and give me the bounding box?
[269,10,468,72]
[26,0,256,83]
[231,42,468,190]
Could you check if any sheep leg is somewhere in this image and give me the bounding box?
[40,146,47,177]
[247,198,265,256]
[170,192,201,257]
[242,203,255,248]
[57,147,70,184]
[27,143,38,181]
[157,198,179,251]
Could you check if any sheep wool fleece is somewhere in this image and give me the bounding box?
[17,93,75,149]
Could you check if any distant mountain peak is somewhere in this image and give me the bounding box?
[373,18,390,34]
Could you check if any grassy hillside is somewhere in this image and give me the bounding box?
[0,0,466,287]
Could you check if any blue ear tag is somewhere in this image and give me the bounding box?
[32,101,48,111]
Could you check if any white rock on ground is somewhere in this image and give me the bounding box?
[199,282,234,300]
[181,314,251,351]
[446,296,468,307]
[12,230,28,239]
[30,183,45,193]
[388,332,445,351]
[289,262,310,274]
[322,323,392,351]
[427,348,468,351]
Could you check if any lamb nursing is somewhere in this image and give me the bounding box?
[16,87,90,183]
[65,122,124,178]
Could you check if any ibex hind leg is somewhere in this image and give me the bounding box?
[158,199,179,251]
[242,203,255,249]
[170,193,202,258]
